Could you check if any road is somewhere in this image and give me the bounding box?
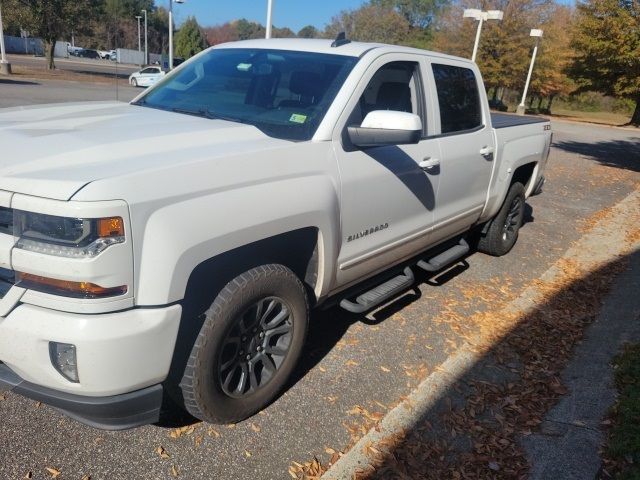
[7,53,139,79]
[0,85,638,480]
[0,76,139,108]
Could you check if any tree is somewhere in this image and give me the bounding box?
[433,0,558,103]
[370,0,446,28]
[174,16,208,59]
[273,26,295,38]
[324,5,411,45]
[5,0,99,69]
[571,0,640,125]
[527,5,575,111]
[204,22,240,46]
[297,25,319,38]
[234,18,265,40]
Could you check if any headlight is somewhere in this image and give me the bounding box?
[14,211,125,258]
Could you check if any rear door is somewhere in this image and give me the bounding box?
[427,60,495,243]
[333,55,441,287]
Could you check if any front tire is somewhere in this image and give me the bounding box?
[131,78,138,87]
[180,264,309,424]
[477,182,526,256]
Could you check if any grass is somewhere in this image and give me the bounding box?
[605,342,640,479]
[549,108,632,127]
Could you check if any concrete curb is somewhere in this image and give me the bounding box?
[322,189,640,480]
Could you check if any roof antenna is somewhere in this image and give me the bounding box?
[331,32,351,48]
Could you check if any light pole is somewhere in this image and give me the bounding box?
[0,2,11,75]
[517,29,543,115]
[135,15,142,65]
[463,9,503,63]
[265,0,274,39]
[141,9,148,65]
[169,0,185,71]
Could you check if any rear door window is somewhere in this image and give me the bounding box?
[431,64,482,134]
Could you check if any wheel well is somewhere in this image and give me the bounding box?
[511,162,537,190]
[164,228,320,397]
[183,227,320,317]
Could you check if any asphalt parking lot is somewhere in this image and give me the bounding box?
[0,83,639,480]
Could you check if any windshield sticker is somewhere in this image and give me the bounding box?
[289,114,307,124]
[237,63,252,72]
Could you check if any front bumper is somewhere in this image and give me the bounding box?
[0,363,163,430]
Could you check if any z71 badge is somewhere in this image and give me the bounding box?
[347,223,389,242]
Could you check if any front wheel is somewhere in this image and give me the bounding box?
[179,264,309,424]
[477,182,526,256]
[131,78,138,87]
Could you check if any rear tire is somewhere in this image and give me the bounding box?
[477,182,526,257]
[180,264,309,424]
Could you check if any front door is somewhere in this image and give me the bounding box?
[333,56,441,287]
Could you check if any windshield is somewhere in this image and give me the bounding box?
[135,48,358,141]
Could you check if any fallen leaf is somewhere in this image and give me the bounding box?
[23,473,32,479]
[155,446,170,459]
[250,423,261,433]
[244,450,252,458]
[380,366,391,373]
[170,465,179,477]
[45,467,61,479]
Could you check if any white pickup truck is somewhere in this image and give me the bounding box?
[0,37,551,429]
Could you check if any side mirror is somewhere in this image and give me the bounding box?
[347,110,422,148]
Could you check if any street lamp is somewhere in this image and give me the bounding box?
[135,15,142,65]
[169,0,185,71]
[463,9,504,63]
[265,0,274,39]
[141,9,148,65]
[0,2,11,75]
[517,29,543,115]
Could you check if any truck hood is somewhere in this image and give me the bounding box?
[0,101,278,201]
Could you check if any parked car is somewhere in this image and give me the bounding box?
[97,50,116,60]
[0,37,551,430]
[129,66,165,87]
[78,49,100,59]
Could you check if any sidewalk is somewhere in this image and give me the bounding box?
[321,189,640,480]
[523,250,640,479]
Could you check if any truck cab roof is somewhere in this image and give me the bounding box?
[211,38,473,65]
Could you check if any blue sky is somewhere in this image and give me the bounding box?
[171,0,368,32]
[172,0,576,32]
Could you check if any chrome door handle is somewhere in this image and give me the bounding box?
[418,157,440,172]
[480,146,495,160]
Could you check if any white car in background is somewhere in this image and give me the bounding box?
[129,66,165,87]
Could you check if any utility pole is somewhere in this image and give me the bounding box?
[266,0,274,39]
[136,15,142,65]
[517,29,543,115]
[0,2,11,75]
[142,9,148,65]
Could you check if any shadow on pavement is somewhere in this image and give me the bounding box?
[0,79,40,86]
[553,138,640,173]
[360,249,638,479]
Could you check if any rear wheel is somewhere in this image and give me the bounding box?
[477,182,526,256]
[180,264,309,423]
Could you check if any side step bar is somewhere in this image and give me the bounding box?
[417,238,469,272]
[340,267,414,314]
[338,238,471,314]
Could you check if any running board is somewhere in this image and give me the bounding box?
[417,238,469,272]
[339,267,414,314]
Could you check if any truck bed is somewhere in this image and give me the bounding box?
[491,112,549,129]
